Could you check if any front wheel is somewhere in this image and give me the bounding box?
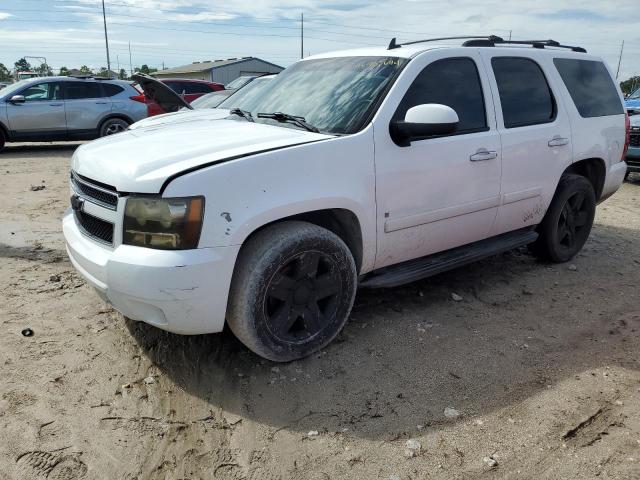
[99,118,129,137]
[227,221,357,362]
[0,128,5,152]
[531,174,596,263]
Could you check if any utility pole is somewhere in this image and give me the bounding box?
[300,13,304,59]
[508,30,512,41]
[128,42,133,77]
[615,40,624,79]
[101,0,111,74]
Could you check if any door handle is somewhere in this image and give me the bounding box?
[95,101,108,105]
[49,103,63,106]
[470,149,498,162]
[548,136,569,147]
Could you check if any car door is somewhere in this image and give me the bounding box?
[480,53,573,235]
[6,81,66,137]
[63,81,110,135]
[374,51,502,268]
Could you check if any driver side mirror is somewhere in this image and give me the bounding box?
[9,95,25,104]
[390,104,459,147]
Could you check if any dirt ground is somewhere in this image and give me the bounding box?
[1,142,639,480]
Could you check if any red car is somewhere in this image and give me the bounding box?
[132,78,224,117]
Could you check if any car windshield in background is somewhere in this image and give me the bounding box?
[225,76,255,89]
[629,89,640,100]
[217,76,274,110]
[189,91,228,109]
[226,56,407,134]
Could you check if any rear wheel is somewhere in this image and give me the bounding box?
[531,174,596,263]
[227,221,357,362]
[0,128,5,152]
[99,118,129,137]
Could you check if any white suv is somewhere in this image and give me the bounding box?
[63,36,629,362]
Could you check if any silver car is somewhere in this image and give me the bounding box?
[0,76,147,151]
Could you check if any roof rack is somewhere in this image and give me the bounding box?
[388,35,586,53]
[463,37,586,53]
[388,35,502,50]
[68,74,116,80]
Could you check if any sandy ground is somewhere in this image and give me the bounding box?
[1,142,639,480]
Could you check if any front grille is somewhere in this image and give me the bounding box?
[71,172,118,209]
[630,133,640,148]
[74,210,114,245]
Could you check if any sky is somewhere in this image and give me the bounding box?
[0,0,638,80]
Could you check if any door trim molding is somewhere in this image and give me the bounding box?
[385,195,501,233]
[501,187,542,205]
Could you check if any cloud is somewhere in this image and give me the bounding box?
[0,0,638,79]
[0,12,13,20]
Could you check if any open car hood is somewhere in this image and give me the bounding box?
[132,73,193,113]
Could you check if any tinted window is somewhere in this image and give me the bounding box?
[102,83,124,97]
[553,58,623,118]
[65,82,103,100]
[163,81,182,93]
[182,82,212,94]
[21,82,62,101]
[394,57,487,133]
[492,57,555,128]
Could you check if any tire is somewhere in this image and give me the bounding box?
[99,118,129,137]
[0,128,5,153]
[531,174,596,263]
[227,221,357,362]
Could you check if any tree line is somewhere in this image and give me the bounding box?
[1,56,638,95]
[0,57,158,82]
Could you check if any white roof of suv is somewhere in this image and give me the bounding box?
[305,36,592,61]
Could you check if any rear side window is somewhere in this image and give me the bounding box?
[65,82,103,100]
[491,57,556,128]
[394,57,487,134]
[553,58,623,118]
[102,83,124,97]
[163,81,182,93]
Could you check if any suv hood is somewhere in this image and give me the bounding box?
[128,108,229,130]
[132,73,192,113]
[72,118,332,193]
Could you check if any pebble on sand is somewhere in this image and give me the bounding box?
[444,407,461,419]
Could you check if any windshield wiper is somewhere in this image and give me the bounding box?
[257,112,319,133]
[229,108,254,122]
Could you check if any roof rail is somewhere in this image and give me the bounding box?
[387,35,586,53]
[388,35,502,50]
[68,74,116,80]
[462,37,586,53]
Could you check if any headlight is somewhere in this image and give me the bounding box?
[123,196,204,249]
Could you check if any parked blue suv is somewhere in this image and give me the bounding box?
[625,88,640,178]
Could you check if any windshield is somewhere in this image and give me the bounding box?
[0,79,32,98]
[226,76,255,89]
[629,88,640,100]
[218,76,274,109]
[190,91,229,109]
[224,56,407,134]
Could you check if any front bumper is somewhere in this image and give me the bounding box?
[63,208,240,334]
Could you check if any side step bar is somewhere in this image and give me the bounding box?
[359,229,538,289]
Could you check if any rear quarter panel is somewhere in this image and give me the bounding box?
[162,129,378,273]
[547,53,626,172]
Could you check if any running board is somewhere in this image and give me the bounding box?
[359,229,538,289]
